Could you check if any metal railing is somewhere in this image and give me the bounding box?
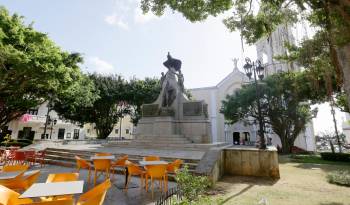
[155,187,182,205]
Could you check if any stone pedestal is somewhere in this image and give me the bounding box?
[136,115,211,143]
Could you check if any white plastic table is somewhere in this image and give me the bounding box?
[90,155,115,160]
[0,171,23,180]
[19,181,84,198]
[138,161,168,166]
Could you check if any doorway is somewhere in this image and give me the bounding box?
[58,128,65,139]
[233,132,240,145]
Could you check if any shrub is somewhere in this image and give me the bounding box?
[320,152,350,162]
[175,165,211,202]
[17,139,33,145]
[327,171,350,187]
[170,195,221,205]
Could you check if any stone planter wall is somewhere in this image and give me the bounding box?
[195,146,280,183]
[224,147,280,179]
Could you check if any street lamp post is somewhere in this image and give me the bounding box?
[243,57,267,149]
[48,117,57,139]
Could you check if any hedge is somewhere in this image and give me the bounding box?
[1,139,33,148]
[320,152,350,162]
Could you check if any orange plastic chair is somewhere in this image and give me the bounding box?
[76,179,111,205]
[2,164,29,172]
[13,151,26,165]
[35,150,46,167]
[143,155,160,161]
[45,172,79,183]
[0,149,6,164]
[0,170,40,192]
[95,153,112,156]
[0,184,33,205]
[167,159,183,174]
[111,155,128,179]
[92,159,111,186]
[125,161,146,192]
[145,164,168,198]
[75,156,92,184]
[22,200,74,205]
[24,150,36,166]
[5,149,16,164]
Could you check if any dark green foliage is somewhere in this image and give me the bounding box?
[141,0,232,22]
[1,139,32,147]
[327,170,350,187]
[175,165,211,202]
[128,77,161,125]
[335,92,349,113]
[321,152,350,162]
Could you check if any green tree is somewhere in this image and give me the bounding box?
[54,75,163,139]
[0,7,95,130]
[128,77,161,125]
[140,0,350,118]
[82,74,129,139]
[221,72,320,154]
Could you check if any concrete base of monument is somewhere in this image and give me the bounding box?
[135,116,212,143]
[106,137,229,151]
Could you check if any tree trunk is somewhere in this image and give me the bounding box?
[95,124,113,139]
[279,133,292,154]
[336,43,350,112]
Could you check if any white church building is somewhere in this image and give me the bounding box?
[190,25,316,151]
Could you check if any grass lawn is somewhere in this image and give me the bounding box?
[289,154,350,166]
[212,156,350,205]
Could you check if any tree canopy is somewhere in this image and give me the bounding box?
[0,7,97,130]
[54,74,162,139]
[221,71,327,153]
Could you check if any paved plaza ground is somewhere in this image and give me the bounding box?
[28,164,176,205]
[29,143,205,160]
[213,156,350,205]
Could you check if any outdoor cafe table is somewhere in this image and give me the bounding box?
[0,171,23,180]
[19,181,84,199]
[90,155,115,160]
[138,161,168,166]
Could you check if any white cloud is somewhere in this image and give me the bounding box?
[104,13,129,30]
[134,8,159,24]
[86,57,115,74]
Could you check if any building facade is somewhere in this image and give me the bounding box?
[6,102,83,140]
[342,113,350,143]
[5,102,134,141]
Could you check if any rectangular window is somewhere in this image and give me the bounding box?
[73,129,79,139]
[26,109,38,115]
[115,129,119,134]
[58,128,65,139]
[125,129,129,134]
[87,129,90,134]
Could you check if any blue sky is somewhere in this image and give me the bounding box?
[0,0,256,88]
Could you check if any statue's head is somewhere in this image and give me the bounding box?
[161,72,164,76]
[163,52,182,71]
[167,52,172,60]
